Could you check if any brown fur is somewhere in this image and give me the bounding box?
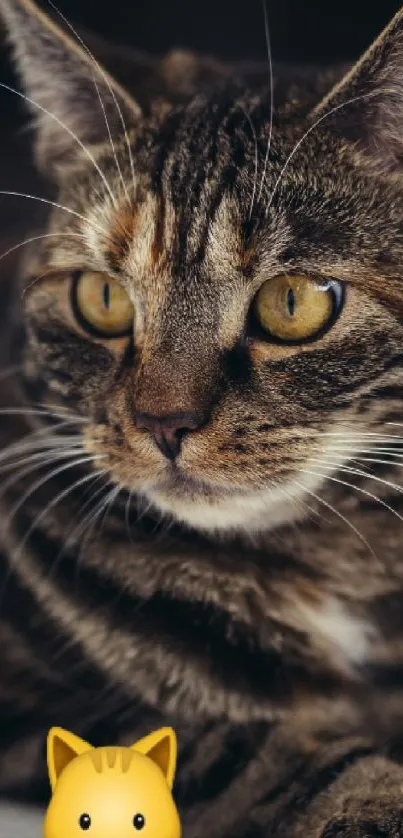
[2,1,403,835]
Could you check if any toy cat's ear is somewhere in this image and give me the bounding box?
[47,727,92,791]
[131,727,177,789]
[313,7,403,174]
[0,0,141,179]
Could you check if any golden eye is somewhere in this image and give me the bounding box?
[253,274,344,343]
[72,271,134,338]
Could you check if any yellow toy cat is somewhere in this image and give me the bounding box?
[43,726,181,838]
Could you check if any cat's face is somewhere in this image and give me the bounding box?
[4,0,403,534]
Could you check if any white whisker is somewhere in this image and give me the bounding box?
[256,0,274,205]
[294,478,378,562]
[0,231,86,271]
[0,82,117,207]
[266,87,393,214]
[0,190,109,237]
[239,106,259,221]
[48,0,137,199]
[300,466,403,527]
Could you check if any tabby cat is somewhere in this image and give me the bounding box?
[1,0,403,835]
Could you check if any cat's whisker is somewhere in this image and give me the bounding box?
[9,465,107,572]
[0,406,87,422]
[0,424,84,466]
[45,471,110,587]
[0,444,87,479]
[0,231,87,272]
[0,82,117,207]
[256,0,274,205]
[0,446,89,509]
[47,0,135,200]
[0,190,109,238]
[125,489,134,543]
[310,456,403,498]
[5,454,103,538]
[239,106,258,221]
[293,477,379,562]
[266,87,393,215]
[300,464,403,527]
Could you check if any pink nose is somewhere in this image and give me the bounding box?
[135,411,204,460]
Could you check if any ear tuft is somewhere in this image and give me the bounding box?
[313,8,403,173]
[131,727,177,789]
[47,727,92,791]
[0,0,140,178]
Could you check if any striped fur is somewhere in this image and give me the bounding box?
[2,1,403,835]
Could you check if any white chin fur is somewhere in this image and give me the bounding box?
[145,468,326,534]
[143,425,359,534]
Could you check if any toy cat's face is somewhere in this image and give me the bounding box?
[44,727,181,838]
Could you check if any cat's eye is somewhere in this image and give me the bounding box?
[72,271,134,338]
[133,813,145,830]
[252,274,344,344]
[79,813,91,830]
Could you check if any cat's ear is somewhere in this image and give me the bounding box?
[0,0,141,178]
[313,7,403,173]
[47,726,92,791]
[131,727,177,789]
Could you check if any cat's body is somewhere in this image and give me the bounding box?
[2,1,403,835]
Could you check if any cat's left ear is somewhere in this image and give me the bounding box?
[131,727,177,789]
[47,727,92,791]
[313,7,403,173]
[0,0,141,178]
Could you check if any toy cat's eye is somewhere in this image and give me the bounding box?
[72,271,134,338]
[253,274,344,344]
[79,813,91,830]
[133,814,146,830]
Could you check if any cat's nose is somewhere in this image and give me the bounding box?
[135,411,204,460]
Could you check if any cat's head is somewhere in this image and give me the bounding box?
[44,726,180,838]
[2,0,403,535]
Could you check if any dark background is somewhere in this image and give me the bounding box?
[1,0,403,85]
[21,0,403,63]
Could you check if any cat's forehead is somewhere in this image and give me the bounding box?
[70,747,151,776]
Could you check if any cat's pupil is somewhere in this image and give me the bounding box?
[133,813,145,830]
[103,282,110,311]
[287,288,295,317]
[79,813,91,830]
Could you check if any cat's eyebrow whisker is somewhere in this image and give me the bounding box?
[0,231,87,272]
[266,86,393,215]
[0,82,117,208]
[293,477,379,563]
[256,0,274,206]
[239,106,258,221]
[0,190,110,238]
[47,0,135,200]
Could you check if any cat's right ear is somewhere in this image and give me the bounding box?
[47,726,92,791]
[0,0,141,178]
